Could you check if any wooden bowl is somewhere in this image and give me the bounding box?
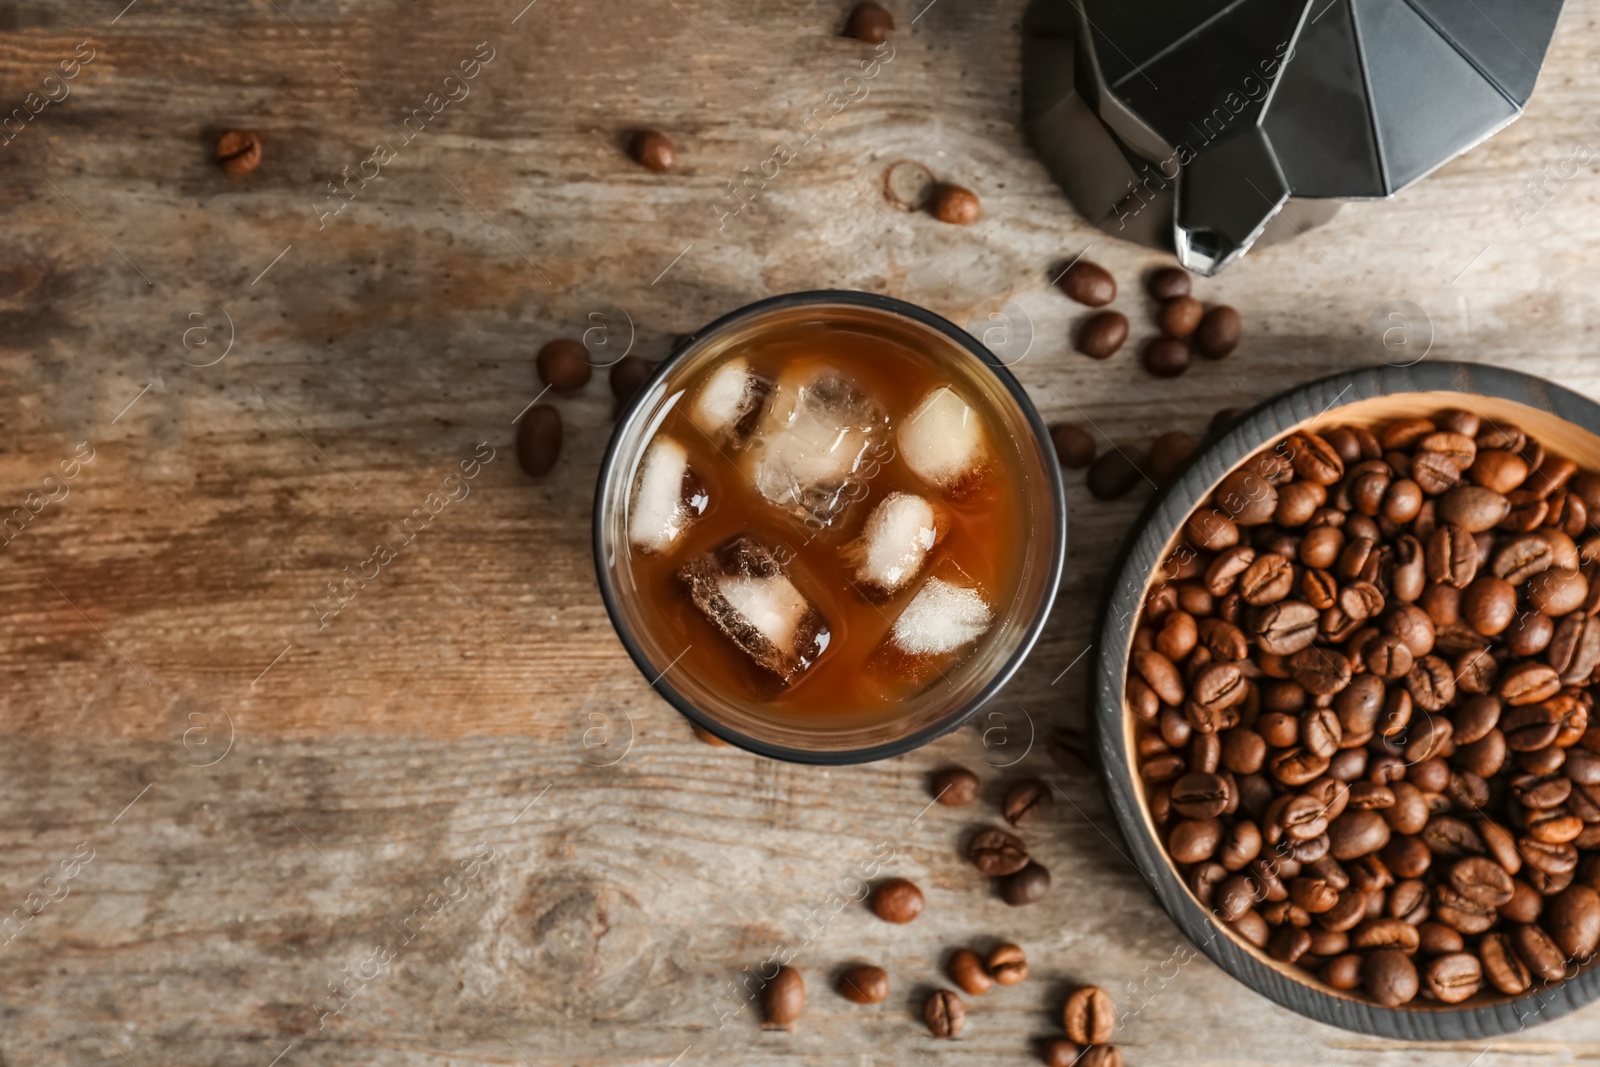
[1094,361,1600,1039]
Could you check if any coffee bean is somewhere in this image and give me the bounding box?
[762,965,805,1027]
[968,827,1029,875]
[630,129,676,172]
[1063,985,1116,1045]
[1438,485,1511,532]
[1148,266,1191,300]
[1194,305,1241,359]
[1000,860,1051,905]
[537,338,592,393]
[1044,1039,1086,1067]
[1424,953,1483,1004]
[868,877,924,923]
[932,765,979,806]
[1481,931,1533,993]
[609,355,656,406]
[1329,810,1390,860]
[1003,778,1053,826]
[216,129,262,176]
[1514,923,1567,981]
[938,952,996,1007]
[1052,423,1096,469]
[986,942,1028,984]
[1158,296,1204,337]
[1363,948,1419,1006]
[1086,447,1144,500]
[1081,1047,1124,1067]
[838,964,888,1004]
[1546,884,1600,958]
[516,405,562,477]
[923,989,965,1038]
[1059,260,1116,306]
[1143,336,1192,378]
[843,0,894,41]
[1077,311,1129,359]
[932,183,980,225]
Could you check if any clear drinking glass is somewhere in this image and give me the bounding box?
[592,291,1066,763]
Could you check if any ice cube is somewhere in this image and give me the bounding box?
[890,576,992,656]
[689,357,767,441]
[746,371,889,527]
[898,386,987,491]
[845,492,939,594]
[628,436,708,554]
[678,536,830,682]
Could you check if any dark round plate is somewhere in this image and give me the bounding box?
[1094,360,1600,1039]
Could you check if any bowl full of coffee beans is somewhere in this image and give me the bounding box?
[1096,361,1600,1039]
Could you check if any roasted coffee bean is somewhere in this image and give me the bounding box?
[516,404,563,477]
[1063,985,1116,1045]
[838,964,889,1004]
[1363,949,1419,1007]
[946,948,993,995]
[1143,336,1192,378]
[1502,702,1562,751]
[1044,1039,1086,1067]
[1147,430,1198,484]
[968,828,1028,876]
[1546,884,1600,958]
[1239,553,1295,604]
[844,0,895,40]
[1355,916,1421,951]
[1051,423,1097,469]
[869,878,924,923]
[1060,260,1116,306]
[1513,772,1573,810]
[1077,310,1129,359]
[1087,447,1144,500]
[1405,655,1456,712]
[1363,634,1414,680]
[216,129,263,176]
[1194,305,1241,359]
[929,182,981,225]
[932,766,979,806]
[1500,662,1562,707]
[1472,450,1530,494]
[1253,600,1320,655]
[1215,467,1279,525]
[1172,772,1232,820]
[1529,567,1590,616]
[537,338,592,393]
[1424,953,1483,1004]
[1158,296,1204,337]
[609,355,656,405]
[1080,1047,1124,1067]
[1003,778,1053,826]
[1329,810,1391,860]
[1322,953,1363,989]
[980,942,1028,986]
[923,989,965,1037]
[1480,931,1533,994]
[763,965,805,1027]
[1426,524,1478,587]
[1000,861,1051,906]
[1147,266,1191,300]
[1450,856,1515,907]
[630,128,676,172]
[1513,923,1566,982]
[1290,646,1352,695]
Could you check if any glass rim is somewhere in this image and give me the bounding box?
[591,288,1068,765]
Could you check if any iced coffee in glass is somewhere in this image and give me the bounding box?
[594,292,1065,763]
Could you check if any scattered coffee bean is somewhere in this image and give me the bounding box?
[1147,266,1191,300]
[1194,305,1241,359]
[1076,310,1129,360]
[968,827,1029,875]
[1143,336,1192,378]
[1087,447,1144,501]
[869,877,925,923]
[1063,985,1115,1044]
[1000,860,1052,905]
[630,129,675,172]
[609,355,656,407]
[1158,296,1204,338]
[923,989,965,1038]
[216,129,262,177]
[516,405,562,477]
[1044,1039,1086,1067]
[837,963,889,1004]
[1081,1047,1124,1067]
[843,0,894,42]
[932,765,979,806]
[1059,260,1116,307]
[536,338,592,393]
[1003,778,1052,825]
[1052,423,1097,470]
[986,942,1028,985]
[931,183,980,225]
[762,965,805,1027]
[947,948,993,995]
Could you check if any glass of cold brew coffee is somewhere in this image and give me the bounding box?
[593,291,1066,763]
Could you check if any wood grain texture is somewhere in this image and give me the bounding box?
[3,0,1600,1062]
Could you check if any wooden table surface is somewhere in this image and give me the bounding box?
[4,0,1600,1063]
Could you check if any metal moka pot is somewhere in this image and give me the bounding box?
[1023,0,1565,275]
